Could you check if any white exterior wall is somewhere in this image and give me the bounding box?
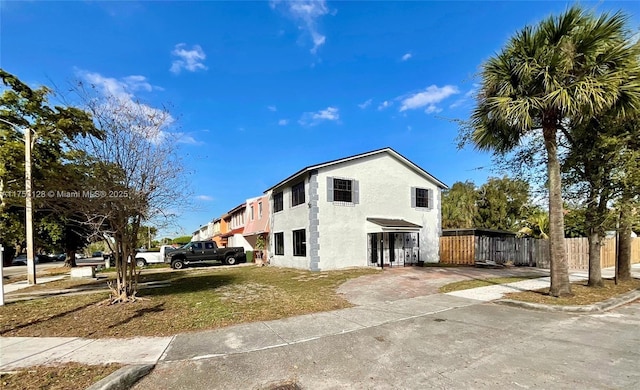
[270,180,311,270]
[228,234,253,252]
[317,153,441,270]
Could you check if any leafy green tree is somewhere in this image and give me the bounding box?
[0,69,99,266]
[468,7,640,296]
[475,177,530,231]
[441,181,477,229]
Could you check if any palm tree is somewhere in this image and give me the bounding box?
[470,6,640,296]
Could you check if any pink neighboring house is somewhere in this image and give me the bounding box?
[243,194,270,260]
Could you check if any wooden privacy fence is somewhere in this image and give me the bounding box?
[440,236,640,270]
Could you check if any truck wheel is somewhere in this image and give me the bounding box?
[225,256,237,265]
[136,258,146,268]
[172,259,185,269]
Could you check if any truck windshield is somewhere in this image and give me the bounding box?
[182,242,192,250]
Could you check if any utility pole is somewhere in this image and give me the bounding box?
[0,118,36,284]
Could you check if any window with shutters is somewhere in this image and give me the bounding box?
[327,176,359,206]
[411,187,432,210]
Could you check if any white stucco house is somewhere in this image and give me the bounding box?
[265,147,448,271]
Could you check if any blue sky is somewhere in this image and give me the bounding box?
[2,1,639,238]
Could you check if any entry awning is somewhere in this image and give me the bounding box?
[366,218,422,232]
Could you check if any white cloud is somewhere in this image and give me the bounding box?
[268,105,278,112]
[78,70,175,144]
[270,0,330,54]
[175,133,202,145]
[358,99,372,109]
[401,53,412,61]
[399,85,459,112]
[278,119,289,126]
[425,105,442,114]
[195,195,214,201]
[299,106,339,126]
[378,100,392,110]
[170,43,207,74]
[450,87,478,109]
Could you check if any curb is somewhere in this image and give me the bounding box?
[496,289,640,313]
[86,364,154,390]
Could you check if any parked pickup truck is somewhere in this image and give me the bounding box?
[164,241,245,269]
[134,245,177,267]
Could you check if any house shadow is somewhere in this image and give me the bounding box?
[137,272,239,298]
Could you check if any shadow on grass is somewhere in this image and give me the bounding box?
[137,272,240,298]
[107,303,166,330]
[0,300,98,336]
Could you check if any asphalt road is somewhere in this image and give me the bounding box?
[1,261,62,278]
[134,301,640,390]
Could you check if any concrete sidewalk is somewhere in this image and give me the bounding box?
[447,263,640,302]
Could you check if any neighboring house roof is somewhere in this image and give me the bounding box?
[221,227,244,238]
[226,203,246,216]
[264,147,448,193]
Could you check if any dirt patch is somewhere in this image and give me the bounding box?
[504,278,640,305]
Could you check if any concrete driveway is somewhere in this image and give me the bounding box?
[337,265,549,305]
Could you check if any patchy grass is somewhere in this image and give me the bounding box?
[0,363,122,390]
[504,278,640,305]
[0,266,377,338]
[439,276,542,293]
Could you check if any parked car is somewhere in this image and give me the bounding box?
[164,241,245,269]
[11,254,39,266]
[134,245,176,267]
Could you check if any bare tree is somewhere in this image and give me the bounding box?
[74,83,189,303]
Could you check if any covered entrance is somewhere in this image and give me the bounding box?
[366,218,421,268]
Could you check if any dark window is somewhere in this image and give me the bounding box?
[291,182,305,207]
[416,188,429,208]
[274,192,283,212]
[334,179,352,202]
[193,243,203,250]
[274,232,284,255]
[205,242,215,250]
[293,229,306,257]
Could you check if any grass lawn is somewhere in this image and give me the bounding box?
[504,278,640,305]
[438,276,542,293]
[0,266,377,338]
[0,363,122,390]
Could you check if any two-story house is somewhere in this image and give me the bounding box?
[221,203,252,251]
[243,195,270,261]
[265,147,447,271]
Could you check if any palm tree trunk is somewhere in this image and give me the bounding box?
[587,230,603,287]
[585,187,603,287]
[617,204,632,282]
[543,126,572,297]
